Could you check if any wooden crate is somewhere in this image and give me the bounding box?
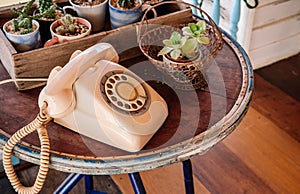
[0,1,192,90]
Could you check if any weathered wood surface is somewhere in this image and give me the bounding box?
[0,29,253,175]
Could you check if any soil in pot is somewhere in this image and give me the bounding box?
[55,21,89,36]
[165,54,194,64]
[5,21,38,35]
[72,0,105,6]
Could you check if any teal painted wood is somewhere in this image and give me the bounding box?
[230,0,241,39]
[191,0,204,16]
[12,156,20,165]
[191,0,198,15]
[211,0,220,25]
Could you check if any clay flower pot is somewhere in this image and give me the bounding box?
[44,16,91,46]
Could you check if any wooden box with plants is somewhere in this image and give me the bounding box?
[0,0,218,91]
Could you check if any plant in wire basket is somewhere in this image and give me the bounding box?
[158,20,210,62]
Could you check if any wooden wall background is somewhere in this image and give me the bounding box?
[192,0,300,69]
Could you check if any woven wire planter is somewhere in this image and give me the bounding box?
[138,1,224,90]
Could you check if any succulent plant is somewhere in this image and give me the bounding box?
[55,14,76,35]
[117,0,136,9]
[158,21,210,61]
[182,20,210,45]
[158,31,199,60]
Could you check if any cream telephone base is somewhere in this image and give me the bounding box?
[39,42,168,152]
[2,43,168,194]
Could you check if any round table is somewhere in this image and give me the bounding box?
[0,30,253,193]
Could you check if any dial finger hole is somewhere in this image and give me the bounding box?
[131,103,138,109]
[114,75,120,81]
[109,78,115,84]
[136,100,143,106]
[107,90,113,95]
[124,104,131,109]
[121,75,127,80]
[117,101,123,107]
[111,96,117,101]
[106,83,113,89]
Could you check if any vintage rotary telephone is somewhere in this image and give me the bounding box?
[2,43,168,193]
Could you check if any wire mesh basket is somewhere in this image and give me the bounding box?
[138,1,224,90]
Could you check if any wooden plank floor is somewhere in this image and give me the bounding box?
[0,54,299,193]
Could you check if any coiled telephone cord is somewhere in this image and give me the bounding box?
[2,102,51,194]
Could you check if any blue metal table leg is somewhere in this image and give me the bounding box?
[54,161,193,194]
[54,173,84,194]
[85,175,93,193]
[54,174,106,194]
[182,159,195,194]
[128,172,146,194]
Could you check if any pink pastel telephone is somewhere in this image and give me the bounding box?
[2,43,168,194]
[38,42,168,152]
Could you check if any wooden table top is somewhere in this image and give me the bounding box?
[0,33,253,175]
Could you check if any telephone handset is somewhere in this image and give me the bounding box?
[39,42,168,152]
[38,43,119,118]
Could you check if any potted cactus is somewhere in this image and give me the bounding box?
[117,0,137,8]
[109,0,145,29]
[37,0,58,19]
[2,0,42,52]
[63,0,108,32]
[34,0,64,43]
[55,14,86,36]
[44,14,91,46]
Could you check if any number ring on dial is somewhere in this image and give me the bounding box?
[104,73,147,112]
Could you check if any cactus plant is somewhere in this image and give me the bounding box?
[10,0,36,34]
[55,14,76,35]
[37,0,57,19]
[9,0,59,34]
[117,0,136,9]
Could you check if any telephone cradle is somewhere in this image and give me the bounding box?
[2,43,168,194]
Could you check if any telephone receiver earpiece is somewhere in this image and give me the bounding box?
[38,43,119,118]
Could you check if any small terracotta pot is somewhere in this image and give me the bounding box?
[44,17,91,47]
